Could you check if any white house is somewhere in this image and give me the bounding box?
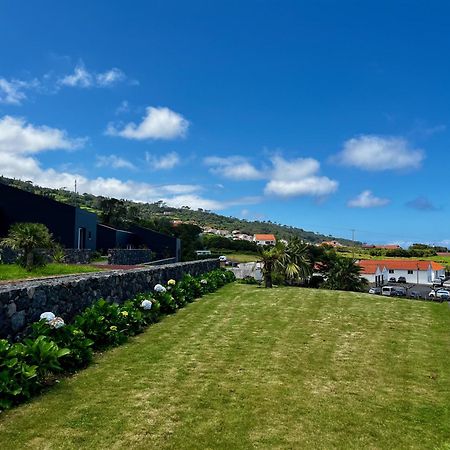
[254,234,276,246]
[358,260,445,285]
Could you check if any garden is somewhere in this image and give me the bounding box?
[0,268,235,411]
[1,283,450,449]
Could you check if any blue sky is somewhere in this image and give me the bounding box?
[0,1,449,245]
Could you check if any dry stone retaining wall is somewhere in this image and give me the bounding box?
[0,259,219,341]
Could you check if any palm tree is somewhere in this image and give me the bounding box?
[259,239,311,288]
[322,256,367,292]
[0,223,54,270]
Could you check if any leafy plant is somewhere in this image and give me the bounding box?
[0,339,38,410]
[22,335,70,378]
[29,321,93,372]
[0,222,54,270]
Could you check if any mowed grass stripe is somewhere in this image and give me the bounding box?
[0,284,449,449]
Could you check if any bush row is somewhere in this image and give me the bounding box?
[0,268,235,411]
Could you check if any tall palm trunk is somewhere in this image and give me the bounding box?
[264,261,273,288]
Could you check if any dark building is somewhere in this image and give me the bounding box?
[0,182,97,250]
[0,182,180,260]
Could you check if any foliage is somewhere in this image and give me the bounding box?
[0,222,54,271]
[259,240,311,288]
[322,257,368,292]
[202,234,259,253]
[0,339,38,410]
[29,321,94,372]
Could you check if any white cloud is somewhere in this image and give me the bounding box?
[264,156,338,198]
[59,62,93,88]
[347,190,390,208]
[145,151,180,170]
[0,78,39,105]
[96,68,125,87]
[0,115,85,153]
[204,154,338,198]
[106,106,189,140]
[95,154,135,170]
[335,135,424,171]
[59,61,130,89]
[204,156,264,180]
[0,115,252,211]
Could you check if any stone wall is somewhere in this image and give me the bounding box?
[0,248,93,265]
[0,248,20,264]
[0,259,219,341]
[108,249,154,265]
[63,249,93,264]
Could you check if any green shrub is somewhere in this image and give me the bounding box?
[29,321,94,372]
[74,300,129,350]
[0,339,38,410]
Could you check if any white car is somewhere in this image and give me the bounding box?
[428,289,450,299]
[368,287,382,294]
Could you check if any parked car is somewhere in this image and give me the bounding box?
[428,289,450,300]
[389,277,396,283]
[409,291,421,299]
[397,276,406,283]
[368,287,382,294]
[382,286,396,296]
[394,287,406,296]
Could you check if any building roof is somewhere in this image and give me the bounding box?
[254,234,276,241]
[358,259,445,274]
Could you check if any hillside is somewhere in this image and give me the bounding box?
[0,176,356,245]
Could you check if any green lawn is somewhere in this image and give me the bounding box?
[1,285,450,449]
[225,252,259,263]
[0,263,102,281]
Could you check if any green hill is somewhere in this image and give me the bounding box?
[0,176,356,245]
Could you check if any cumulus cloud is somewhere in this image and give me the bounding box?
[335,135,424,171]
[0,78,39,105]
[0,115,252,211]
[205,154,338,198]
[264,156,338,198]
[204,156,264,180]
[106,106,189,140]
[347,190,390,208]
[145,151,180,170]
[0,115,85,153]
[59,61,129,88]
[406,196,439,211]
[95,154,136,170]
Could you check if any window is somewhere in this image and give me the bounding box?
[407,270,413,274]
[389,269,394,274]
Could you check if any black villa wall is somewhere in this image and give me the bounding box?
[0,183,97,250]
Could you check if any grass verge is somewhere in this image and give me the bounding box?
[0,263,102,281]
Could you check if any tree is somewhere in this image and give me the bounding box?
[260,240,311,288]
[322,256,368,292]
[0,223,54,270]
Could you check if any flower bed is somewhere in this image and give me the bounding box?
[0,268,235,411]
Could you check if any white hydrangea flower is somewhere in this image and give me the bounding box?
[49,317,65,329]
[200,279,208,285]
[141,299,153,310]
[40,311,56,322]
[154,284,166,293]
[219,255,227,262]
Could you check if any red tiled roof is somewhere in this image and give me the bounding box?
[254,234,276,241]
[358,259,445,274]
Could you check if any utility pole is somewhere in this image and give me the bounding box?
[74,179,77,207]
[351,229,356,259]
